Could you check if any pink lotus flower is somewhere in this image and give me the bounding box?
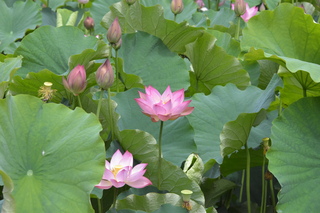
[231,2,258,22]
[134,86,194,122]
[95,150,152,189]
[62,65,87,96]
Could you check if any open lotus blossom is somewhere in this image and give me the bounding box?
[134,85,194,122]
[231,2,258,22]
[95,150,152,189]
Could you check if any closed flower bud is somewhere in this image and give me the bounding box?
[234,0,246,16]
[95,59,114,90]
[78,0,89,4]
[126,0,137,5]
[195,0,205,8]
[171,0,184,15]
[107,18,122,44]
[112,38,122,50]
[63,65,87,96]
[84,17,95,30]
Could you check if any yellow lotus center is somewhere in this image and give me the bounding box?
[112,165,123,177]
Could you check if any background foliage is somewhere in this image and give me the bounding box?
[1,0,320,212]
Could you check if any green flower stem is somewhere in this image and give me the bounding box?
[112,187,118,209]
[270,178,276,212]
[215,0,220,11]
[263,180,268,213]
[174,14,177,22]
[245,143,251,213]
[260,155,266,213]
[96,90,103,119]
[208,0,211,9]
[235,16,241,41]
[98,198,102,213]
[89,28,95,36]
[238,169,245,203]
[109,45,113,58]
[77,95,83,108]
[108,88,114,141]
[115,49,120,93]
[278,93,282,116]
[157,121,164,189]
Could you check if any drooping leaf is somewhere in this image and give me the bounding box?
[267,97,320,212]
[257,60,279,90]
[15,26,98,77]
[247,110,278,148]
[113,88,197,166]
[68,40,109,70]
[0,0,42,52]
[188,75,282,163]
[220,109,266,157]
[185,32,249,95]
[118,31,190,92]
[242,3,320,101]
[119,130,204,205]
[277,68,320,105]
[0,95,105,212]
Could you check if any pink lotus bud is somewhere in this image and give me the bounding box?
[84,17,95,30]
[112,38,122,50]
[171,0,184,15]
[195,0,205,8]
[126,0,137,5]
[231,2,258,22]
[78,0,89,4]
[259,3,265,11]
[234,0,246,16]
[63,65,87,96]
[95,59,114,90]
[107,18,122,44]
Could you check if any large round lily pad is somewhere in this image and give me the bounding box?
[267,97,320,212]
[0,95,105,212]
